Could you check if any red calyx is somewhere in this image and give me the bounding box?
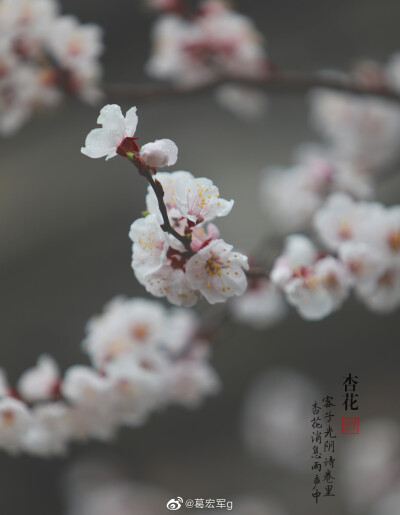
[167,248,187,271]
[293,266,311,279]
[116,137,139,157]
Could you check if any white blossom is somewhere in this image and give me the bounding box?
[313,192,366,251]
[186,239,248,303]
[173,175,234,224]
[310,88,400,170]
[137,264,198,307]
[271,235,351,320]
[83,297,166,368]
[0,397,31,454]
[21,402,71,457]
[339,241,385,297]
[215,84,268,121]
[46,15,103,69]
[81,104,138,160]
[17,354,60,403]
[284,257,350,320]
[259,164,323,232]
[140,139,178,168]
[231,278,287,329]
[129,214,168,278]
[147,3,267,86]
[0,2,103,135]
[105,357,163,426]
[164,356,220,408]
[270,234,318,289]
[314,194,400,313]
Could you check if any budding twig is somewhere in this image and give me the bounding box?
[127,157,195,255]
[104,71,400,104]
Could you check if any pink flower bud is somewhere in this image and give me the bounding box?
[140,139,178,169]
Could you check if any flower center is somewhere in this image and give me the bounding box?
[130,323,149,341]
[206,256,223,276]
[1,410,15,426]
[337,221,352,240]
[388,231,400,252]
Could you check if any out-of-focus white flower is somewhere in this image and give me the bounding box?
[46,15,103,69]
[140,139,178,168]
[270,234,318,289]
[339,241,385,297]
[147,3,268,86]
[310,89,400,171]
[242,369,320,471]
[162,307,200,353]
[361,266,400,314]
[105,358,163,426]
[81,104,139,160]
[186,239,249,303]
[21,402,71,457]
[0,397,31,454]
[271,235,351,320]
[83,297,166,368]
[259,144,375,234]
[62,366,110,406]
[231,278,287,329]
[0,3,103,135]
[285,256,350,320]
[215,84,268,121]
[17,354,60,403]
[0,0,58,53]
[314,192,360,250]
[314,194,400,314]
[164,357,220,408]
[260,165,323,233]
[0,64,60,135]
[129,214,168,278]
[341,419,400,510]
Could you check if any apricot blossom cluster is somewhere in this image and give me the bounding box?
[0,0,103,135]
[82,104,250,306]
[0,297,218,456]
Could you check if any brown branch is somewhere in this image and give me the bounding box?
[127,158,195,255]
[103,71,400,104]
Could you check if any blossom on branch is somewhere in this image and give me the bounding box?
[129,167,247,305]
[81,104,139,160]
[271,234,351,320]
[0,296,219,456]
[140,138,178,168]
[231,278,287,330]
[147,0,268,85]
[0,0,103,135]
[314,193,400,313]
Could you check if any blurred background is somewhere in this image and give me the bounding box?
[1,0,400,513]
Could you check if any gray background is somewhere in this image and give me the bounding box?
[0,0,399,513]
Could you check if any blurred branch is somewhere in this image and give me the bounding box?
[103,71,400,103]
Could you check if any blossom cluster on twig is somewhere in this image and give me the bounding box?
[0,0,103,135]
[0,297,219,456]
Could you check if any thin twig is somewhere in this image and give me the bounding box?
[127,157,195,254]
[104,71,400,104]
